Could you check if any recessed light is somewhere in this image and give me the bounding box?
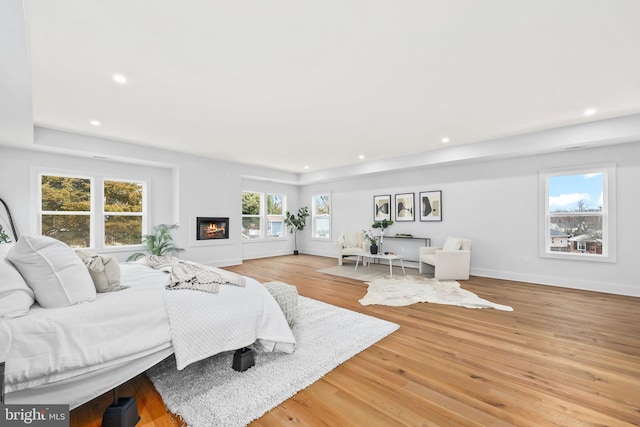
[359,155,365,160]
[583,108,597,116]
[441,137,450,143]
[113,74,128,84]
[304,165,309,170]
[90,120,100,126]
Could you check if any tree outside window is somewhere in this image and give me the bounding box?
[242,192,262,239]
[104,180,144,246]
[41,175,92,247]
[40,174,146,248]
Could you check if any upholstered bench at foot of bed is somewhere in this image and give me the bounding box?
[262,281,298,326]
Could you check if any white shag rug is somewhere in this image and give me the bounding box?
[359,275,513,311]
[147,296,399,427]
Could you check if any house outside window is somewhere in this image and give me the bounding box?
[539,164,615,262]
[242,191,286,240]
[39,173,146,249]
[312,193,331,240]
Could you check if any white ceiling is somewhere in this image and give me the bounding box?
[21,0,640,173]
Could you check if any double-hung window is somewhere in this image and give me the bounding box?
[39,173,146,249]
[539,164,616,262]
[242,191,286,240]
[103,179,145,246]
[266,194,285,238]
[40,174,93,247]
[311,193,331,240]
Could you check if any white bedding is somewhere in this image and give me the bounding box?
[2,261,296,401]
[165,275,296,369]
[2,263,172,393]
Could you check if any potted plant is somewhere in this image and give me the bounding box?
[372,219,394,244]
[284,206,309,255]
[127,223,184,261]
[363,229,379,254]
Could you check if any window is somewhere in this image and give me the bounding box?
[242,192,262,239]
[41,175,92,247]
[39,173,146,249]
[242,191,286,240]
[266,194,285,238]
[312,193,331,240]
[103,180,144,246]
[539,164,615,262]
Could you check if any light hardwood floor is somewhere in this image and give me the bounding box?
[70,255,640,426]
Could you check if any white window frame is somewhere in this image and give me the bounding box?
[103,177,148,248]
[241,191,287,241]
[33,168,148,251]
[539,163,616,263]
[241,191,263,240]
[311,193,331,241]
[266,193,286,239]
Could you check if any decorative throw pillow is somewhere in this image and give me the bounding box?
[0,243,34,318]
[7,235,96,308]
[443,237,462,251]
[76,249,127,293]
[262,281,298,326]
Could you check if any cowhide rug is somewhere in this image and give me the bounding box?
[359,275,513,311]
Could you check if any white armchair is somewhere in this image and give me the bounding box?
[337,231,368,266]
[418,237,472,280]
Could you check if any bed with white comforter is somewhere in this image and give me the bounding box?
[2,262,296,409]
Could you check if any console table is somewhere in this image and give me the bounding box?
[380,235,431,247]
[377,235,431,264]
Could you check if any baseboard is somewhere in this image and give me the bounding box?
[199,257,243,267]
[242,250,294,260]
[236,252,639,297]
[471,268,640,297]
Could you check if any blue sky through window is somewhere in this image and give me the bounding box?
[549,173,603,212]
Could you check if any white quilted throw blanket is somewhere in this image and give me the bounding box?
[163,275,296,370]
[145,255,245,293]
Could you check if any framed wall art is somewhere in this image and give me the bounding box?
[394,192,414,222]
[373,194,391,221]
[419,190,442,221]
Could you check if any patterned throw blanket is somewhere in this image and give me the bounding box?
[144,255,245,293]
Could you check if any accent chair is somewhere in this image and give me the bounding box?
[418,237,472,280]
[337,230,368,266]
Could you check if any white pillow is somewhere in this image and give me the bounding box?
[7,235,96,308]
[442,237,462,251]
[0,243,34,318]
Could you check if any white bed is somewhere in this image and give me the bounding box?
[2,262,296,409]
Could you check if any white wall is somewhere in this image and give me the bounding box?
[2,127,639,296]
[0,127,299,266]
[0,146,174,261]
[298,141,640,297]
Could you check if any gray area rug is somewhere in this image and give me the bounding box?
[318,262,414,281]
[147,296,399,427]
[360,275,513,311]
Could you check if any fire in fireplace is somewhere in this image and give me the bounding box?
[196,217,229,240]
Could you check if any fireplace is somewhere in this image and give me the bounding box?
[196,217,229,240]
